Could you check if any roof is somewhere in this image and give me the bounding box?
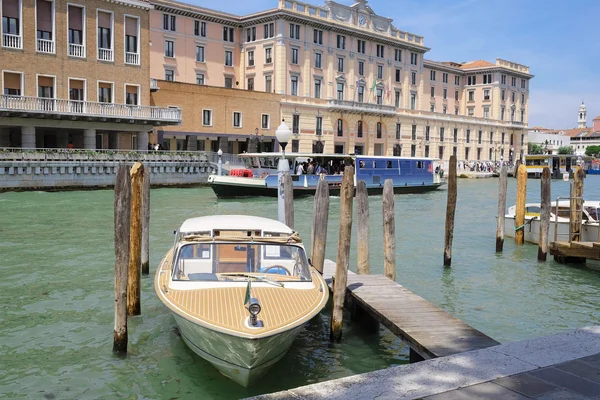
[179,215,293,235]
[459,60,496,69]
[594,115,600,121]
[562,128,594,137]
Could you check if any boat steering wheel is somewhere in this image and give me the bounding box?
[262,265,291,276]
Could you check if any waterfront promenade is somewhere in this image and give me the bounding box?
[248,325,600,399]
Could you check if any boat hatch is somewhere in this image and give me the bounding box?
[173,242,312,282]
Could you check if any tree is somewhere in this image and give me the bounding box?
[585,145,600,157]
[527,142,543,154]
[558,146,574,155]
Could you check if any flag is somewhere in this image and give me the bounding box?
[244,279,251,305]
[370,81,377,102]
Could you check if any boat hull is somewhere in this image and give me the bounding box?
[504,216,599,245]
[173,314,305,387]
[211,180,445,198]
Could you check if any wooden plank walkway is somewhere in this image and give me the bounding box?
[322,260,499,360]
[550,241,600,262]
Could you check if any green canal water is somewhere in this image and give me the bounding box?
[1,177,600,399]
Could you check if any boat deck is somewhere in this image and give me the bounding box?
[156,253,327,336]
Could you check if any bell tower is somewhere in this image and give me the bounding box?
[578,101,587,128]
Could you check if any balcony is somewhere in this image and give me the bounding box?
[98,48,113,62]
[0,95,182,125]
[37,38,55,54]
[328,99,397,116]
[2,33,22,49]
[125,52,140,65]
[69,43,85,58]
[150,78,159,92]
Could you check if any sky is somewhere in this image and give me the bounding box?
[187,0,600,129]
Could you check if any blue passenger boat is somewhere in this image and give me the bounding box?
[208,153,444,198]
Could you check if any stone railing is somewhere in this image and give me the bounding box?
[0,95,182,124]
[328,99,397,115]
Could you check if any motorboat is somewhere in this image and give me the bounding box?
[504,200,600,244]
[154,215,328,387]
[208,153,444,198]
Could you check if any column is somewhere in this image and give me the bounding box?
[83,129,96,150]
[21,126,36,149]
[137,131,149,151]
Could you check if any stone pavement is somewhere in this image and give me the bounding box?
[246,326,600,400]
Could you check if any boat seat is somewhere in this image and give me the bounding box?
[181,259,213,275]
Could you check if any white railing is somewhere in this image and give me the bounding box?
[329,99,397,115]
[0,95,182,123]
[69,43,85,58]
[150,78,159,91]
[125,52,140,65]
[2,33,22,49]
[37,38,55,54]
[98,48,113,62]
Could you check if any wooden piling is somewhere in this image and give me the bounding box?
[128,162,143,316]
[570,166,584,242]
[284,173,294,229]
[496,166,508,252]
[515,164,528,245]
[382,179,396,280]
[443,155,457,267]
[538,167,551,261]
[330,166,354,342]
[310,179,329,274]
[141,166,150,275]
[356,180,370,275]
[113,164,131,354]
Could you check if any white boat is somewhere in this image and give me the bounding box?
[504,201,600,244]
[154,215,329,387]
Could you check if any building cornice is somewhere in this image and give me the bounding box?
[104,0,154,10]
[424,60,534,79]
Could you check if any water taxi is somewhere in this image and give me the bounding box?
[504,201,600,244]
[208,153,444,198]
[524,155,580,179]
[154,215,328,387]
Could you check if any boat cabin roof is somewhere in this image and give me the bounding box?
[179,215,293,236]
[241,152,440,161]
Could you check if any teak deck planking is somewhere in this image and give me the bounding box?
[322,261,499,360]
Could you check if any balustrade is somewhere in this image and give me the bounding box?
[69,43,85,58]
[2,33,22,49]
[37,38,55,54]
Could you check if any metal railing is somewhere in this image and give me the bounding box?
[69,43,85,58]
[553,196,584,244]
[98,48,113,62]
[0,94,182,122]
[2,33,22,49]
[125,52,140,65]
[37,38,55,53]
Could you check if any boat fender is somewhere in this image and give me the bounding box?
[260,172,269,179]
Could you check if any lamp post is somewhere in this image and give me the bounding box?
[217,148,223,176]
[275,120,292,224]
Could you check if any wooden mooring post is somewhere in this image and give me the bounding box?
[330,166,354,342]
[496,166,508,252]
[515,164,527,245]
[113,165,131,353]
[141,166,150,275]
[443,155,457,267]
[538,167,551,261]
[310,179,329,274]
[284,173,294,229]
[570,166,584,243]
[382,179,396,280]
[356,180,370,275]
[128,162,143,316]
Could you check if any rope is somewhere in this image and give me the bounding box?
[181,231,303,244]
[515,217,537,232]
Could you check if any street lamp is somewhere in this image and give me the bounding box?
[217,148,223,176]
[275,120,292,224]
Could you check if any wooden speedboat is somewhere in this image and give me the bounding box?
[504,200,600,244]
[154,215,328,387]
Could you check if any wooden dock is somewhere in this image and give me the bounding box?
[322,261,499,361]
[550,241,600,263]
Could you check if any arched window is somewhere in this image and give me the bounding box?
[357,121,363,138]
[377,122,382,139]
[337,119,343,136]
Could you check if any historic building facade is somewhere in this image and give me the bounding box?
[148,0,532,162]
[0,0,180,150]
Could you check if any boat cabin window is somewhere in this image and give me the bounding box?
[585,206,600,221]
[173,242,312,282]
[416,161,424,169]
[525,206,541,215]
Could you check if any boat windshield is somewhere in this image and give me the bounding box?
[173,242,312,282]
